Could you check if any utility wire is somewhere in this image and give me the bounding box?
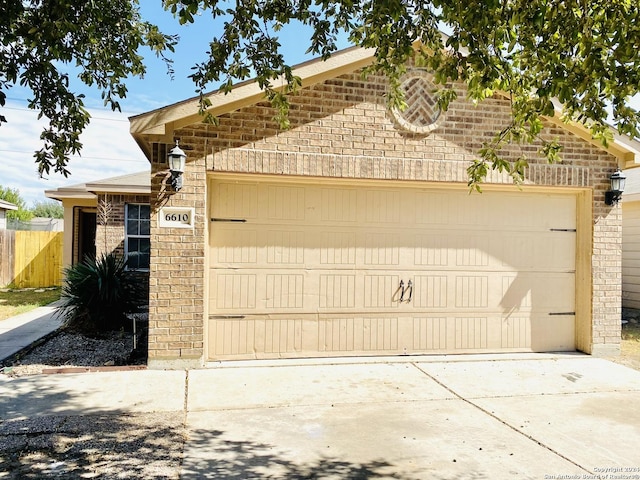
[1,105,132,123]
[0,148,146,163]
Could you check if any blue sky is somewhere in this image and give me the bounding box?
[2,3,348,206]
[3,4,639,206]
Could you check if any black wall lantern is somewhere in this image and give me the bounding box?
[168,140,186,191]
[605,169,626,206]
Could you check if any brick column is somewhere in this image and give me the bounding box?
[147,141,207,369]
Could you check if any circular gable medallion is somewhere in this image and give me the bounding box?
[391,72,443,135]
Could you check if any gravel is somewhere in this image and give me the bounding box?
[0,412,185,479]
[0,317,186,478]
[1,315,148,378]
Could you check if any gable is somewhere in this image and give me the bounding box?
[130,46,640,169]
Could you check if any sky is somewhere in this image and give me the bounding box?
[3,5,640,206]
[1,3,344,206]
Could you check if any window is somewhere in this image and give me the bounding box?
[125,204,150,270]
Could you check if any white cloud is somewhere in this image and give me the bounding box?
[1,102,149,206]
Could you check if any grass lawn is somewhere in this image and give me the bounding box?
[622,323,640,356]
[0,287,61,321]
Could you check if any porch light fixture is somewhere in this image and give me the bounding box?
[605,169,626,206]
[167,140,186,191]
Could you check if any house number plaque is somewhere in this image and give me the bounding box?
[159,207,195,229]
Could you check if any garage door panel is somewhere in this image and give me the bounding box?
[500,273,574,313]
[363,275,401,308]
[213,274,257,310]
[207,312,574,359]
[212,225,575,273]
[320,231,357,265]
[364,232,401,265]
[212,227,259,263]
[413,234,449,266]
[531,315,575,352]
[319,316,401,353]
[209,316,308,358]
[320,188,359,223]
[266,230,305,264]
[413,275,448,308]
[212,182,259,219]
[500,233,575,271]
[501,316,532,349]
[319,274,357,308]
[208,179,577,360]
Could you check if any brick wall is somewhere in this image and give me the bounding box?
[147,68,622,366]
[95,194,150,259]
[148,144,207,367]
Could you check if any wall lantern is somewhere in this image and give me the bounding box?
[167,140,186,191]
[605,169,626,206]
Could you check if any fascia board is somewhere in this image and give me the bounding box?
[129,46,376,141]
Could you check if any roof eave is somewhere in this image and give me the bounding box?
[542,111,640,168]
[85,185,151,195]
[44,189,96,202]
[0,201,18,211]
[130,46,376,159]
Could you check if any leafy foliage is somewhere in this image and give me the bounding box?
[1,0,177,177]
[57,253,147,335]
[31,200,64,219]
[0,186,33,222]
[165,0,640,187]
[3,1,640,187]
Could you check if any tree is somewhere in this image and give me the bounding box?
[3,1,640,187]
[31,200,64,219]
[0,186,33,222]
[1,0,177,177]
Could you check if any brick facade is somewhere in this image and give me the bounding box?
[95,194,150,259]
[148,69,621,367]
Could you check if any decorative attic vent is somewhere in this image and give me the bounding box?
[391,71,444,135]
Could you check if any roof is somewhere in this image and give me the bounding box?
[45,171,150,201]
[129,46,375,157]
[0,199,18,211]
[129,45,640,169]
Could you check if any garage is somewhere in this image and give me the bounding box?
[207,177,577,360]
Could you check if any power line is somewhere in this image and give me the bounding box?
[1,105,132,123]
[0,148,147,163]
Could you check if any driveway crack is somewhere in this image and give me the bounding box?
[410,362,593,476]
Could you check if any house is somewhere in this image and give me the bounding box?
[622,168,640,309]
[0,200,18,230]
[45,171,150,270]
[129,46,640,369]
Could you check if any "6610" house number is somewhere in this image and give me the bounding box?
[165,212,189,222]
[159,207,194,229]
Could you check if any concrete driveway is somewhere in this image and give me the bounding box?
[2,354,640,479]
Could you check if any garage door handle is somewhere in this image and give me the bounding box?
[404,280,413,303]
[394,280,405,302]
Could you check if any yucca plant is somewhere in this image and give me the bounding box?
[57,253,147,334]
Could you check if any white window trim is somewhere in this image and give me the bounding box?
[124,203,150,272]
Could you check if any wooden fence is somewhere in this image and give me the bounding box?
[0,230,63,288]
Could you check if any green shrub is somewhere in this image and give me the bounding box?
[57,253,147,334]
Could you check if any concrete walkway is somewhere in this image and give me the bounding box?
[0,304,61,362]
[2,354,640,478]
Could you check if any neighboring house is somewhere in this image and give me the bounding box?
[129,46,640,369]
[622,168,640,309]
[45,171,150,270]
[0,200,18,230]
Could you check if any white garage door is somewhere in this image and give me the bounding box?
[207,178,576,360]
